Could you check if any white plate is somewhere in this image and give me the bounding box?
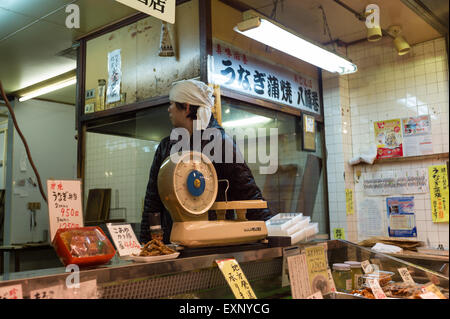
[129,252,180,263]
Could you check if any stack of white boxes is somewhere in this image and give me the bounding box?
[265,213,319,244]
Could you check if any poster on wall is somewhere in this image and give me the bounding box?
[362,169,429,196]
[402,115,433,157]
[428,165,449,223]
[302,114,316,151]
[358,198,385,240]
[386,197,417,238]
[374,119,403,159]
[106,49,122,105]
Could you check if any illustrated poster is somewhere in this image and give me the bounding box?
[386,197,417,237]
[374,119,403,159]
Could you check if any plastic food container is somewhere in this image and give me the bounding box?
[52,227,116,267]
[265,213,303,236]
[361,271,395,287]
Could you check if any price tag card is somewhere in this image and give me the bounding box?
[361,260,373,274]
[106,223,142,257]
[47,180,84,241]
[420,292,440,299]
[422,284,447,299]
[398,267,415,285]
[30,285,63,299]
[307,291,324,299]
[287,254,312,299]
[0,284,23,299]
[282,246,301,287]
[367,278,387,299]
[216,258,256,299]
[305,245,332,295]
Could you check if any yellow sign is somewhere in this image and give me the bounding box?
[422,283,447,299]
[305,245,332,295]
[215,258,256,299]
[346,189,354,215]
[333,228,346,240]
[428,165,449,223]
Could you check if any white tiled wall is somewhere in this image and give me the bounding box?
[324,37,449,249]
[84,132,158,223]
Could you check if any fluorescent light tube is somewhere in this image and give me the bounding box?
[19,77,77,102]
[222,115,272,128]
[234,17,357,75]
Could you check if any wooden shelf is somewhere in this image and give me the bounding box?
[353,152,449,166]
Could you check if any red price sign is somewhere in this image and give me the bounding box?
[47,180,84,241]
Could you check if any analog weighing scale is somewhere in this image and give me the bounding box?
[157,151,268,248]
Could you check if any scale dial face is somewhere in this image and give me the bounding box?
[173,152,218,215]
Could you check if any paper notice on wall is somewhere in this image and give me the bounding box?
[402,115,432,157]
[106,49,122,104]
[0,284,23,299]
[386,197,417,237]
[362,169,428,196]
[374,119,403,159]
[428,165,449,223]
[358,198,385,240]
[346,189,354,215]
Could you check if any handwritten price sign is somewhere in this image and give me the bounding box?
[47,180,84,241]
[106,223,142,257]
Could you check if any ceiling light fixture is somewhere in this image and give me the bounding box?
[233,11,357,75]
[387,25,410,56]
[365,5,382,42]
[222,115,272,128]
[18,77,76,102]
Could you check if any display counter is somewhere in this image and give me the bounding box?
[0,240,447,299]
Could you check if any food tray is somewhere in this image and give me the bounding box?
[52,226,116,267]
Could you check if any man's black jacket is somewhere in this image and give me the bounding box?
[139,115,275,244]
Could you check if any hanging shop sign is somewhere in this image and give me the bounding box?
[428,165,449,223]
[115,0,176,24]
[374,119,403,159]
[345,189,354,215]
[333,228,346,240]
[386,197,417,238]
[46,179,84,241]
[209,38,321,115]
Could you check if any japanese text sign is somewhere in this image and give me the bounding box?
[47,179,84,241]
[215,258,256,299]
[106,223,142,257]
[346,189,354,215]
[305,245,332,295]
[0,285,23,299]
[367,278,387,299]
[287,253,312,299]
[333,228,346,240]
[209,38,321,115]
[428,165,449,223]
[115,0,175,24]
[398,268,415,285]
[30,285,63,299]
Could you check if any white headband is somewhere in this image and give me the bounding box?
[169,79,214,130]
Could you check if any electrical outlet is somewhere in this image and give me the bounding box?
[28,202,41,210]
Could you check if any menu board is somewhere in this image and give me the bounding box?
[374,119,403,159]
[47,180,84,241]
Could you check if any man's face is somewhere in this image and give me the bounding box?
[168,101,187,127]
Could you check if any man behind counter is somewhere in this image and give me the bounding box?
[140,79,274,244]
